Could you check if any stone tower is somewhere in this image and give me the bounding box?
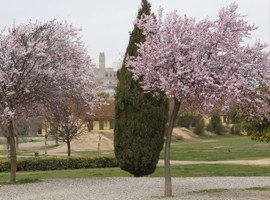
[99,52,105,69]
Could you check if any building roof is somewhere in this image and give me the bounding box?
[87,100,115,121]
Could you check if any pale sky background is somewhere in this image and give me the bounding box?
[0,0,269,69]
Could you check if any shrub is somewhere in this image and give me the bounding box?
[177,113,191,128]
[0,157,118,172]
[207,111,224,135]
[194,116,205,135]
[230,124,241,135]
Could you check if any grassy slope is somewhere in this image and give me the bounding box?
[160,135,270,161]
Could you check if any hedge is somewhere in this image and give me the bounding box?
[0,157,118,172]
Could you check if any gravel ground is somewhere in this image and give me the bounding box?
[1,177,270,200]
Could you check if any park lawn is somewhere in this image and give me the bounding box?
[75,135,270,161]
[160,135,270,161]
[1,135,270,162]
[1,164,270,183]
[0,168,131,182]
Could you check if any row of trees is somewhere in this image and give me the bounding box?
[116,0,270,196]
[176,109,244,136]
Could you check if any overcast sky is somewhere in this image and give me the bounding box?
[0,0,269,68]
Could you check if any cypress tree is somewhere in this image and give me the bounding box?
[114,0,169,177]
[207,111,224,135]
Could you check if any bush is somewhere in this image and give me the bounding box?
[207,111,224,135]
[194,116,205,135]
[0,157,118,172]
[230,124,241,135]
[177,113,193,128]
[177,113,203,129]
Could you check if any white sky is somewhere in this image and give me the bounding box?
[0,0,269,68]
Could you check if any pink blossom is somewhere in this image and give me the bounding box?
[0,20,99,124]
[127,3,270,117]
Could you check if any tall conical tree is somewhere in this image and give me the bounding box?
[114,0,169,177]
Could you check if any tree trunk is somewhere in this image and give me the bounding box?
[164,98,181,196]
[6,137,10,161]
[98,142,101,157]
[44,135,48,155]
[55,135,58,146]
[98,134,102,157]
[15,134,19,152]
[67,141,71,156]
[7,120,17,183]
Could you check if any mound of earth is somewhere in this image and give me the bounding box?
[48,133,114,155]
[172,127,203,142]
[203,130,216,136]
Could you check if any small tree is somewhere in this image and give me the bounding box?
[207,111,224,135]
[177,113,193,128]
[45,95,88,156]
[194,115,205,135]
[227,108,242,135]
[127,3,269,196]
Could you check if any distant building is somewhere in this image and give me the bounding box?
[94,52,117,95]
[87,100,115,131]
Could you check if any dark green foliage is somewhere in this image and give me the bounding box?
[114,0,168,177]
[245,118,270,142]
[207,111,224,135]
[194,115,205,135]
[177,113,193,128]
[230,124,241,135]
[243,87,270,142]
[0,157,117,172]
[176,113,204,133]
[228,109,240,124]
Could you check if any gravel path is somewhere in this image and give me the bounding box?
[1,177,270,200]
[158,159,270,166]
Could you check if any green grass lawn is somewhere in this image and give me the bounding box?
[2,135,270,183]
[160,135,270,161]
[192,188,229,193]
[74,135,270,162]
[1,164,270,183]
[76,135,270,161]
[2,135,270,162]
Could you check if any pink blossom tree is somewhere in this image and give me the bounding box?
[127,3,270,196]
[0,20,99,182]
